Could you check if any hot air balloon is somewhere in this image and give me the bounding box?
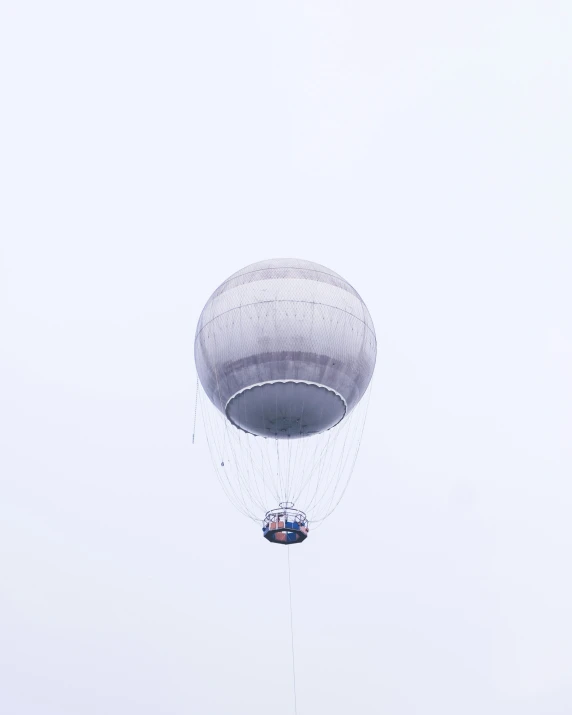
[195,258,376,543]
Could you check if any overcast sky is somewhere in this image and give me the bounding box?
[1,2,571,714]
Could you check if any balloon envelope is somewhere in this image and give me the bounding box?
[195,258,376,439]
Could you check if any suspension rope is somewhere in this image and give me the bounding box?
[192,375,199,445]
[287,547,298,715]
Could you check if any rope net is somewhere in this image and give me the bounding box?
[198,381,372,524]
[195,258,376,526]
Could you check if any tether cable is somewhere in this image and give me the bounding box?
[287,547,298,715]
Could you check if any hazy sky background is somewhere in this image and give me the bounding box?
[1,2,571,713]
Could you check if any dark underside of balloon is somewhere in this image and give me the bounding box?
[225,380,346,439]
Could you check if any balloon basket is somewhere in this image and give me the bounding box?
[262,503,309,545]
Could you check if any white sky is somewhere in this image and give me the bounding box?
[1,2,571,713]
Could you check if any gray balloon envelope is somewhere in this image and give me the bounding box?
[195,258,376,439]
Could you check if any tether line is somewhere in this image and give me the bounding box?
[287,547,298,715]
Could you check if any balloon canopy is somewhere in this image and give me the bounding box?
[195,258,376,439]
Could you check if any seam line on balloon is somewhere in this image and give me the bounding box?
[194,299,377,341]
